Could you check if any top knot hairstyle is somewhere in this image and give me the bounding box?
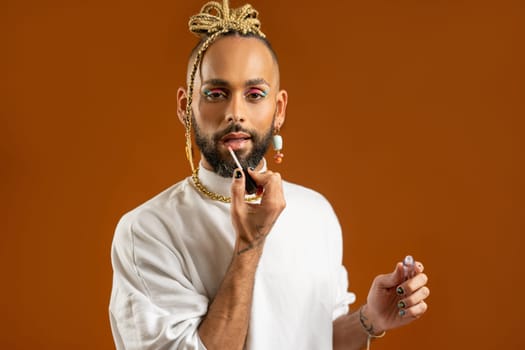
[184,0,270,175]
[188,0,265,38]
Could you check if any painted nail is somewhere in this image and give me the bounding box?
[399,309,406,317]
[249,167,255,171]
[397,301,406,309]
[234,169,242,179]
[396,286,405,295]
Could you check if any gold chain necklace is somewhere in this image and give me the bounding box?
[191,168,260,203]
[191,169,232,203]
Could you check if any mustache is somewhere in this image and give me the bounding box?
[212,124,256,142]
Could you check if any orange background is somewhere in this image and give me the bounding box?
[3,0,524,349]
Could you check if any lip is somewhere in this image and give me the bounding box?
[221,132,252,151]
[221,132,251,142]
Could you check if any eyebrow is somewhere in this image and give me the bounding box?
[202,78,270,87]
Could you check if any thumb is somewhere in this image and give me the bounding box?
[377,262,405,289]
[230,168,246,206]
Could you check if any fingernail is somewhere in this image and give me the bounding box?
[399,309,406,317]
[397,300,406,309]
[234,169,242,179]
[396,286,405,295]
[249,167,255,171]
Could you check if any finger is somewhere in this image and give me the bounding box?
[230,168,246,208]
[399,301,428,319]
[414,261,425,274]
[248,169,285,207]
[247,168,275,187]
[398,286,430,309]
[374,262,405,289]
[396,273,428,296]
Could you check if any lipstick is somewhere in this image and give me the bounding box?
[228,147,259,195]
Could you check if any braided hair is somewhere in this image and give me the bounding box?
[184,0,275,175]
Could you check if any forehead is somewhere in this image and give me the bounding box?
[198,36,278,86]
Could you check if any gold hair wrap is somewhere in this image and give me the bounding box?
[184,0,266,202]
[188,0,265,38]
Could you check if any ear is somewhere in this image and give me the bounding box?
[274,89,288,129]
[177,87,188,125]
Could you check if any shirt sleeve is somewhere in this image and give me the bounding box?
[332,265,357,320]
[109,210,209,350]
[320,195,356,321]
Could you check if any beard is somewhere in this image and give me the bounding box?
[192,115,274,178]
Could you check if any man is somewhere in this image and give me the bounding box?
[109,1,430,349]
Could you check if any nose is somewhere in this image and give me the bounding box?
[225,92,245,123]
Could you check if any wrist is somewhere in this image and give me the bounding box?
[359,305,386,350]
[359,304,386,336]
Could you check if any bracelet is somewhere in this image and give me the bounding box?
[359,305,386,350]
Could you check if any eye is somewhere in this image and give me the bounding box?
[203,88,228,101]
[245,88,268,101]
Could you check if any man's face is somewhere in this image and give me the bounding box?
[185,35,286,177]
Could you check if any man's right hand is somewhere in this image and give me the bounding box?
[230,168,286,255]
